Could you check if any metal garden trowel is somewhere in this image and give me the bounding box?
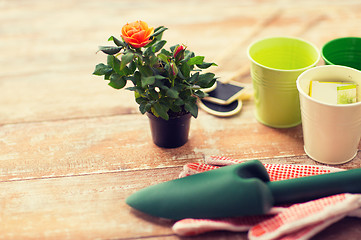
[126,160,361,220]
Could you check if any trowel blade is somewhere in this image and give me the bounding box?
[126,160,274,220]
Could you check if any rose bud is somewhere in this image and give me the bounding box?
[174,45,185,62]
[170,62,178,76]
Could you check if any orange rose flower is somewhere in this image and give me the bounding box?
[121,20,154,48]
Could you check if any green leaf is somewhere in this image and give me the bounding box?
[151,108,160,118]
[134,71,142,87]
[180,62,191,78]
[128,61,136,72]
[138,64,153,77]
[152,40,167,53]
[141,76,156,88]
[139,104,147,114]
[120,52,134,70]
[139,102,152,114]
[151,26,168,37]
[125,86,137,91]
[160,48,172,56]
[206,78,217,88]
[196,73,215,88]
[93,63,112,76]
[188,72,199,84]
[194,90,207,98]
[187,56,205,66]
[145,103,152,113]
[181,51,194,64]
[149,55,158,66]
[108,36,126,47]
[196,62,217,69]
[104,71,112,80]
[121,66,134,77]
[107,55,121,74]
[179,89,192,99]
[166,88,179,98]
[155,75,166,80]
[174,98,184,106]
[127,86,144,96]
[153,102,169,120]
[170,44,178,52]
[135,97,147,104]
[169,104,181,113]
[177,68,185,80]
[144,45,155,57]
[149,89,159,99]
[134,52,143,62]
[108,74,126,89]
[184,101,198,118]
[157,53,169,63]
[98,46,122,55]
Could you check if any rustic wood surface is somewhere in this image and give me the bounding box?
[1,0,361,239]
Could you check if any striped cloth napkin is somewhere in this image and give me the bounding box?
[172,156,361,240]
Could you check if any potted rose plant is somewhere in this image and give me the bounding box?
[93,20,217,148]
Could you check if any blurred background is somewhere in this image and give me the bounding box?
[1,0,361,125]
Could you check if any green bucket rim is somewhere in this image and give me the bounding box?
[247,36,321,72]
[321,37,361,69]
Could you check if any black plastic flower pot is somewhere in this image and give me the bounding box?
[146,112,191,148]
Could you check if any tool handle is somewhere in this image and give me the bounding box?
[268,167,361,205]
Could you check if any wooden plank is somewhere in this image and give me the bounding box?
[0,169,178,239]
[1,105,360,182]
[1,162,360,240]
[0,113,198,181]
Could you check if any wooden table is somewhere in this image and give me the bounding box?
[1,0,361,239]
